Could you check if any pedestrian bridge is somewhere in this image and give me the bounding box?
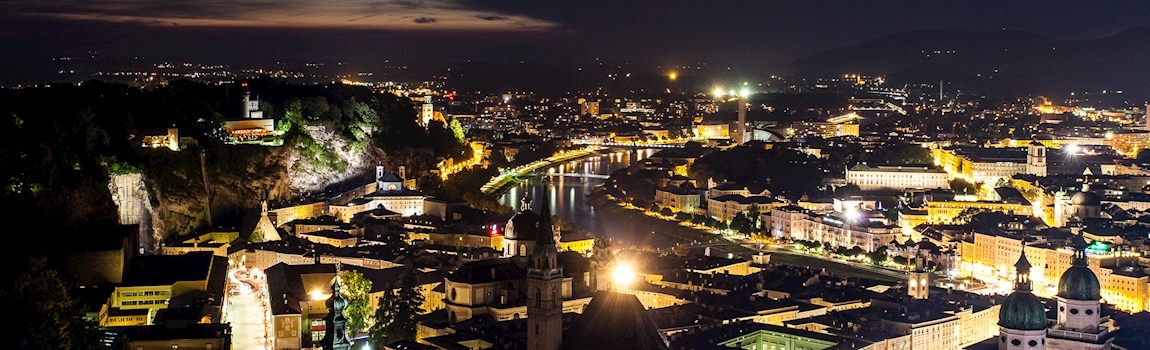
[525,172,610,179]
[572,141,685,149]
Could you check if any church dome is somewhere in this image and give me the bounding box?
[998,291,1048,330]
[1058,265,1101,300]
[505,210,541,241]
[1071,190,1101,206]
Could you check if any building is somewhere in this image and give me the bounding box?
[298,229,358,248]
[655,185,701,213]
[329,168,427,221]
[224,84,277,143]
[264,263,444,349]
[526,204,564,350]
[160,228,237,256]
[558,232,594,255]
[707,195,780,222]
[996,237,1115,350]
[845,164,949,192]
[792,121,860,139]
[503,196,560,258]
[140,127,181,151]
[925,199,1032,224]
[770,207,902,252]
[99,252,227,327]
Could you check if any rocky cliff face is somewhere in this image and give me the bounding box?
[141,134,437,239]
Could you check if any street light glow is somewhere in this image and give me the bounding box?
[309,289,330,300]
[612,263,635,288]
[713,88,724,98]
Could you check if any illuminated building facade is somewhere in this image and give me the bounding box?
[845,164,949,192]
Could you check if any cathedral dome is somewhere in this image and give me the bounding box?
[1071,190,1101,206]
[1058,265,1101,300]
[998,291,1048,330]
[506,210,541,241]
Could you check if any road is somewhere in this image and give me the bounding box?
[227,267,272,350]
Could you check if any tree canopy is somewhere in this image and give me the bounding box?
[369,266,425,347]
[340,270,373,336]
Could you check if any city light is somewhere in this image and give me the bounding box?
[309,289,330,300]
[612,263,635,289]
[668,72,677,80]
[713,88,724,98]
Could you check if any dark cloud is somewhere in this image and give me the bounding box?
[476,15,507,21]
[413,17,436,24]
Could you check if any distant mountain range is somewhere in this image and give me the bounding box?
[776,27,1150,101]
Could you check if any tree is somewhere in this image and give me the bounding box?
[369,266,425,347]
[866,247,889,264]
[248,230,265,243]
[845,246,866,258]
[892,256,909,266]
[950,178,977,194]
[730,212,753,234]
[659,207,674,217]
[691,215,707,225]
[0,257,102,350]
[675,212,692,221]
[340,270,373,336]
[746,205,762,231]
[448,119,466,143]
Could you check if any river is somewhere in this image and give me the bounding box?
[499,148,680,249]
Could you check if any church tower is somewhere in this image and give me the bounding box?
[526,202,563,350]
[1027,141,1048,177]
[998,243,1047,350]
[908,252,929,300]
[321,264,352,350]
[1048,233,1111,349]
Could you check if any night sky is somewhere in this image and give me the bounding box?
[3,1,1150,74]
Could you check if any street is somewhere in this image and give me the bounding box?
[226,266,273,350]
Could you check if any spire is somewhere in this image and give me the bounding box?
[537,200,556,246]
[1014,241,1033,292]
[521,194,533,211]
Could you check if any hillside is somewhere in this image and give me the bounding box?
[0,80,467,246]
[778,27,1150,100]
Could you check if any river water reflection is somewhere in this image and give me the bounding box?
[499,149,679,249]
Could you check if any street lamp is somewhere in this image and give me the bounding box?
[612,263,635,291]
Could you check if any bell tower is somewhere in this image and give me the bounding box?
[908,252,929,299]
[526,201,563,350]
[1027,141,1047,177]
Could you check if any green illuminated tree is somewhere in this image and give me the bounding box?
[449,119,466,142]
[369,266,425,346]
[340,270,373,336]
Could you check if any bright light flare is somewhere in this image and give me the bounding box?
[1064,144,1080,154]
[309,289,330,300]
[612,263,635,288]
[844,208,860,222]
[713,88,724,98]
